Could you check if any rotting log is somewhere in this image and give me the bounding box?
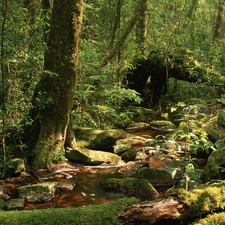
[119,181,225,224]
[119,197,184,224]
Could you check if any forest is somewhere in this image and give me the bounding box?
[1,0,225,224]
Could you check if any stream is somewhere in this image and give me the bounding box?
[1,125,194,210]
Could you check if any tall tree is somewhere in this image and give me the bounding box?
[26,0,83,169]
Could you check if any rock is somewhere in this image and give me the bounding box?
[74,127,124,151]
[102,177,159,200]
[7,158,25,175]
[5,198,25,210]
[150,120,176,131]
[121,149,137,161]
[57,182,76,191]
[113,138,132,155]
[202,148,225,182]
[0,186,10,200]
[118,161,148,176]
[137,167,182,186]
[127,106,158,123]
[65,147,122,165]
[18,182,57,203]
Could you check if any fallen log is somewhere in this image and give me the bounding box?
[119,181,225,224]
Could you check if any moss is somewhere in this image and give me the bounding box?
[172,184,225,213]
[0,197,138,225]
[192,212,225,225]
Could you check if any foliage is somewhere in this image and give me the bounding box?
[0,0,225,169]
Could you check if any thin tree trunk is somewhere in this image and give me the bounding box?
[99,0,147,69]
[136,0,148,55]
[213,0,225,41]
[29,0,83,169]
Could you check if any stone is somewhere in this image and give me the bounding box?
[18,182,57,203]
[0,186,10,200]
[150,120,176,131]
[113,138,132,155]
[202,147,225,182]
[137,167,182,186]
[57,182,76,191]
[102,177,159,200]
[118,161,148,176]
[121,149,137,161]
[74,127,124,151]
[7,158,25,174]
[5,198,25,210]
[65,147,122,165]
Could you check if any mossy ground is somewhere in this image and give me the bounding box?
[168,183,225,214]
[192,212,225,225]
[0,197,137,225]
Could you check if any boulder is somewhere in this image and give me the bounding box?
[18,182,57,203]
[127,106,158,123]
[202,148,225,182]
[7,158,25,175]
[57,182,76,191]
[74,127,124,151]
[113,137,133,155]
[150,120,176,131]
[65,148,122,165]
[102,178,159,200]
[118,161,148,176]
[0,187,10,200]
[137,166,182,186]
[5,198,25,210]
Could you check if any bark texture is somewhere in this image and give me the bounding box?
[119,183,225,224]
[29,0,83,169]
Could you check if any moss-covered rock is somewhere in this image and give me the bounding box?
[102,178,159,200]
[7,158,25,175]
[127,106,157,123]
[137,167,181,186]
[5,199,25,210]
[113,137,133,155]
[65,147,122,165]
[18,182,57,203]
[202,147,225,182]
[150,120,176,131]
[74,127,124,151]
[121,149,137,161]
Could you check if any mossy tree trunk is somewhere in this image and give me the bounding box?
[28,0,83,169]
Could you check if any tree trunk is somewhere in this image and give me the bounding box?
[99,0,147,69]
[213,0,225,41]
[119,183,225,224]
[29,0,83,169]
[136,0,148,55]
